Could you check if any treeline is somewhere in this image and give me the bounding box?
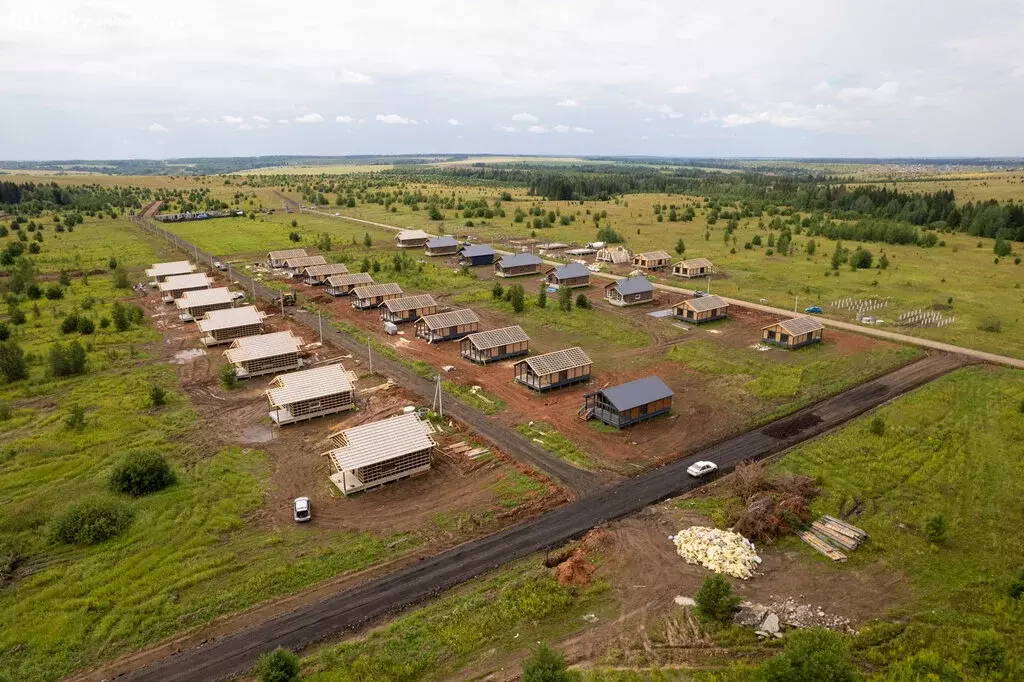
[0,182,151,214]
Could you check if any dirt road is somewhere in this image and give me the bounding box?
[120,351,962,681]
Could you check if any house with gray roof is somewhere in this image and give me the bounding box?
[494,253,543,278]
[603,275,654,307]
[425,236,461,257]
[582,376,674,428]
[460,244,497,266]
[545,262,590,289]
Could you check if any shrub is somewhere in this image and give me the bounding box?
[65,405,87,430]
[25,283,41,300]
[61,313,81,334]
[0,402,10,421]
[0,322,10,341]
[967,631,1006,675]
[510,285,526,313]
[52,499,134,546]
[536,287,547,309]
[221,364,239,389]
[77,317,95,335]
[558,286,572,312]
[924,514,948,544]
[150,385,167,407]
[363,232,372,247]
[575,294,590,309]
[977,318,1002,333]
[108,256,118,270]
[850,248,873,269]
[885,649,963,681]
[288,231,300,243]
[869,416,885,436]
[44,284,64,300]
[255,648,301,682]
[491,282,504,300]
[758,628,856,682]
[521,644,572,682]
[0,341,27,382]
[109,450,175,496]
[694,574,740,624]
[58,269,71,286]
[113,266,130,289]
[48,340,87,376]
[1009,568,1024,599]
[99,317,110,329]
[8,305,26,325]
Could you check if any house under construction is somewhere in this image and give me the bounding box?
[159,273,213,302]
[459,325,530,364]
[283,255,327,275]
[146,260,195,286]
[325,412,436,495]
[513,346,592,391]
[267,248,308,268]
[303,263,349,285]
[326,272,374,296]
[380,294,438,324]
[175,287,236,321]
[266,364,356,425]
[224,331,304,378]
[197,305,266,345]
[415,309,480,342]
[352,282,404,309]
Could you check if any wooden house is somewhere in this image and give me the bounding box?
[582,376,673,429]
[595,245,631,264]
[494,253,543,278]
[266,364,356,426]
[604,275,654,307]
[424,236,460,257]
[267,248,308,268]
[672,257,715,278]
[352,282,404,309]
[325,412,436,495]
[175,287,236,321]
[673,294,729,324]
[632,250,672,270]
[394,229,431,249]
[415,309,480,343]
[460,244,497,266]
[283,255,327,275]
[545,262,590,289]
[761,316,824,349]
[325,272,374,296]
[158,272,212,302]
[197,305,266,346]
[224,331,303,379]
[303,263,349,285]
[513,347,592,392]
[146,260,195,286]
[380,294,438,324]
[460,326,530,364]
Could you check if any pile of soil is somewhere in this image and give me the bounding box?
[555,529,608,587]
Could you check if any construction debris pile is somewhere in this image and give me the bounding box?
[671,527,761,579]
[735,596,857,636]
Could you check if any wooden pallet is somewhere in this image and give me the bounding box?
[800,531,847,562]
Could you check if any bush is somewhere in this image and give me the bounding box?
[108,256,118,270]
[113,265,130,289]
[109,450,175,496]
[967,631,1006,675]
[869,416,885,436]
[221,364,239,389]
[8,305,26,325]
[0,402,10,421]
[61,313,81,334]
[575,294,590,309]
[288,231,300,243]
[77,317,95,335]
[48,340,87,377]
[255,648,301,682]
[363,232,372,247]
[65,404,87,430]
[25,283,41,300]
[924,514,948,544]
[536,287,547,308]
[849,248,873,269]
[0,341,27,382]
[694,574,740,624]
[491,282,504,300]
[150,385,167,407]
[0,322,10,341]
[558,286,573,312]
[44,284,64,300]
[977,318,1002,333]
[52,499,134,545]
[510,285,525,313]
[758,628,856,682]
[521,643,572,682]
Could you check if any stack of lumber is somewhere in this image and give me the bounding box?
[799,532,847,562]
[445,441,490,460]
[799,516,867,562]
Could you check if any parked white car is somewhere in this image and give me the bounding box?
[686,461,718,478]
[293,497,311,522]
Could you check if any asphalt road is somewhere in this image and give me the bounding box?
[121,348,962,681]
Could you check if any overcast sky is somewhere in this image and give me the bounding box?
[2,1,1022,160]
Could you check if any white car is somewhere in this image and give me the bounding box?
[686,461,718,478]
[292,497,311,523]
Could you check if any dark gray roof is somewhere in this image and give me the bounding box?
[461,244,496,258]
[426,236,459,249]
[498,253,542,268]
[551,262,590,280]
[600,376,673,412]
[610,275,653,295]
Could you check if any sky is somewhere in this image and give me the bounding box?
[2,0,1023,160]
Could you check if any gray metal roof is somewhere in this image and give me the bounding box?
[196,305,265,332]
[771,315,824,335]
[175,287,236,309]
[550,262,590,280]
[382,294,438,313]
[353,282,403,299]
[678,294,729,313]
[599,376,673,412]
[426,236,459,249]
[518,346,592,376]
[267,248,308,260]
[158,272,212,292]
[461,244,496,258]
[326,272,374,287]
[418,308,479,330]
[327,412,436,471]
[224,331,303,363]
[636,250,671,261]
[266,364,355,408]
[146,260,195,278]
[497,253,542,268]
[465,325,529,350]
[676,257,715,270]
[608,275,653,295]
[284,255,327,269]
[304,263,350,277]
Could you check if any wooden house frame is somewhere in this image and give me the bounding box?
[266,364,356,426]
[595,246,631,264]
[460,326,530,364]
[197,305,266,346]
[224,331,303,379]
[146,260,195,286]
[513,347,592,391]
[303,263,349,285]
[267,248,308,268]
[283,255,327,275]
[632,250,672,270]
[672,257,715,278]
[325,413,436,495]
[175,287,236,321]
[158,273,212,302]
[394,229,431,249]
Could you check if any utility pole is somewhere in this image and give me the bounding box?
[367,339,373,373]
[707,274,711,295]
[280,293,285,317]
[318,310,323,344]
[433,375,444,418]
[794,295,798,313]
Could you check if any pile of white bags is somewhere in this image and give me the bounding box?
[671,526,761,579]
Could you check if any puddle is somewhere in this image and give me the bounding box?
[242,424,274,444]
[171,348,205,364]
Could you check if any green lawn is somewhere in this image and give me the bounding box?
[516,422,597,469]
[0,217,161,274]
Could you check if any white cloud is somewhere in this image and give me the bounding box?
[553,124,570,133]
[221,115,244,124]
[652,104,685,119]
[252,115,270,123]
[572,126,594,133]
[294,112,324,123]
[527,124,550,133]
[720,102,866,132]
[698,110,720,123]
[814,80,831,92]
[336,115,354,123]
[496,125,516,133]
[376,113,417,124]
[195,117,213,125]
[147,122,168,133]
[173,116,190,123]
[447,118,464,126]
[837,81,899,103]
[511,112,539,122]
[277,119,290,124]
[338,69,373,84]
[238,123,255,131]
[668,84,697,94]
[555,97,578,107]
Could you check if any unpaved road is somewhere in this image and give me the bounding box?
[118,351,962,681]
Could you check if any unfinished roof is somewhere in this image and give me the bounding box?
[419,308,479,330]
[146,260,195,278]
[677,257,715,270]
[196,305,264,332]
[520,347,592,376]
[326,272,374,287]
[497,253,542,268]
[598,246,631,263]
[771,315,825,336]
[304,263,350,278]
[284,255,327,269]
[426,236,459,249]
[352,282,403,298]
[609,275,653,296]
[175,287,236,309]
[268,248,308,260]
[680,294,729,313]
[395,229,431,241]
[461,244,496,258]
[465,325,529,350]
[158,272,212,292]
[550,262,590,280]
[383,294,438,313]
[599,376,674,412]
[328,412,436,471]
[266,364,354,408]
[225,331,303,363]
[638,250,672,261]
